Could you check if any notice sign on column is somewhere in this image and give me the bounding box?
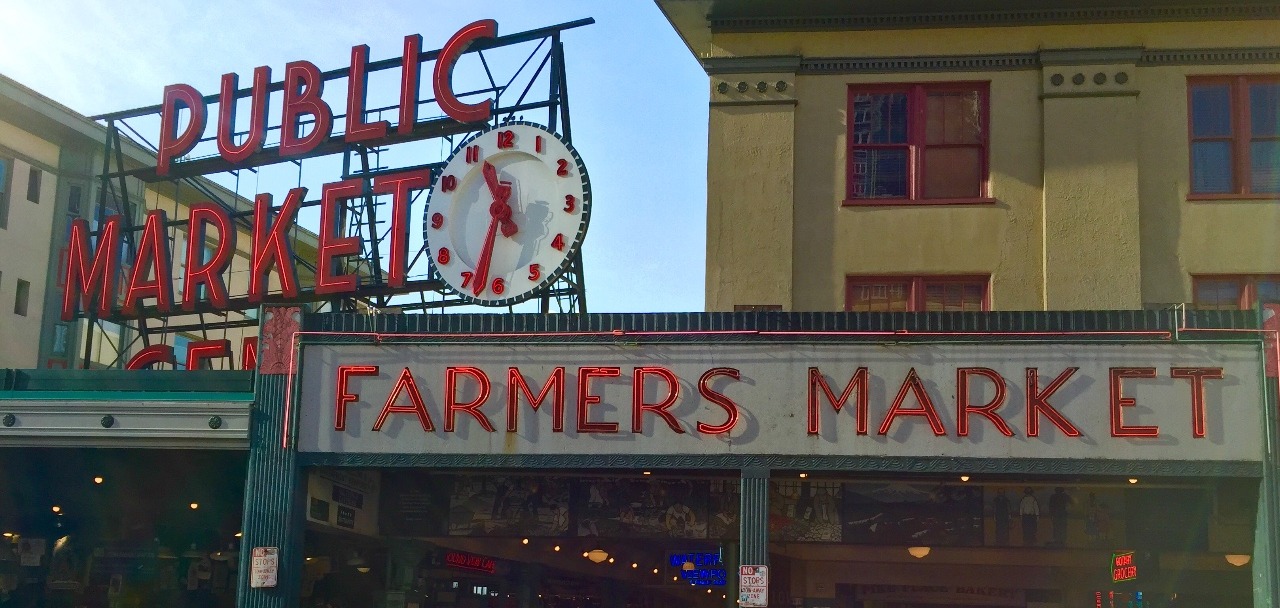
[740,565,768,607]
[250,547,279,588]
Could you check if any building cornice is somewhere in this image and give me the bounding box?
[710,4,1280,32]
[702,55,803,75]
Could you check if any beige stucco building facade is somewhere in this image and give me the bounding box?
[658,1,1280,314]
[0,74,316,370]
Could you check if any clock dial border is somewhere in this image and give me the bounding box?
[423,121,592,307]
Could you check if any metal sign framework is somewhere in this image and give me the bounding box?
[79,18,593,369]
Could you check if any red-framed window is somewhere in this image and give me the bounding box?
[846,82,990,204]
[845,275,990,312]
[1188,76,1280,197]
[1192,275,1280,310]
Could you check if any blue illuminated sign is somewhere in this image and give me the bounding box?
[670,552,727,587]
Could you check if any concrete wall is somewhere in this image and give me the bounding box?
[699,20,1280,311]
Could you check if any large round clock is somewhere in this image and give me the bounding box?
[424,122,591,306]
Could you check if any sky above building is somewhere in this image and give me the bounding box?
[0,0,708,313]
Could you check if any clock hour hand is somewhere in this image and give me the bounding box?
[483,161,518,238]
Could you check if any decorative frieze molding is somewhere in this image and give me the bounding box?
[792,47,1280,75]
[801,53,1037,74]
[711,5,1280,32]
[1141,47,1280,65]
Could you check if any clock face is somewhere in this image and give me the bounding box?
[424,122,591,306]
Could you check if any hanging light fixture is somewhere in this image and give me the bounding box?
[1225,554,1251,567]
[682,561,696,571]
[586,549,609,563]
[907,546,931,558]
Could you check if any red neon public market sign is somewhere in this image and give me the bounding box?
[61,21,499,325]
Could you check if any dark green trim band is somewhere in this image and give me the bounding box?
[296,453,1262,478]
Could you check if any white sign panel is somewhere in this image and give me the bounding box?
[250,547,279,588]
[296,342,1264,462]
[740,565,768,607]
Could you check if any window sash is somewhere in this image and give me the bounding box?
[847,83,989,202]
[1192,275,1280,310]
[846,275,989,312]
[1189,75,1280,196]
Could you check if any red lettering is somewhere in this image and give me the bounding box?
[373,367,435,432]
[125,345,175,370]
[956,367,1012,437]
[508,367,566,432]
[123,210,175,314]
[345,45,390,143]
[1171,367,1224,438]
[279,61,333,156]
[631,367,683,434]
[696,367,741,435]
[399,34,423,135]
[335,365,379,431]
[182,203,235,310]
[807,367,869,435]
[446,366,495,432]
[241,337,258,371]
[433,20,497,124]
[157,84,206,176]
[372,169,433,288]
[216,66,270,164]
[248,190,302,303]
[315,179,362,295]
[878,368,947,436]
[576,367,620,433]
[61,216,121,321]
[1025,367,1082,437]
[1109,367,1159,437]
[185,339,231,370]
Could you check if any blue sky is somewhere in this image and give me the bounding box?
[0,0,708,313]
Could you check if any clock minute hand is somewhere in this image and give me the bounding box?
[471,213,500,297]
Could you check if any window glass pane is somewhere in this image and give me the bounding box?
[851,93,908,144]
[923,282,985,312]
[0,158,8,192]
[14,279,29,316]
[175,335,191,369]
[848,281,910,312]
[1191,84,1232,137]
[1251,140,1280,193]
[1250,83,1280,137]
[1195,280,1242,310]
[1257,280,1280,305]
[68,185,82,215]
[926,91,982,145]
[923,147,982,198]
[1191,141,1234,193]
[850,148,908,198]
[26,167,40,203]
[52,324,69,355]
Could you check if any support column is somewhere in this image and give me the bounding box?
[236,307,305,608]
[739,468,770,568]
[518,562,543,608]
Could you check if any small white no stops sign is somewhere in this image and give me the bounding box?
[739,565,768,607]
